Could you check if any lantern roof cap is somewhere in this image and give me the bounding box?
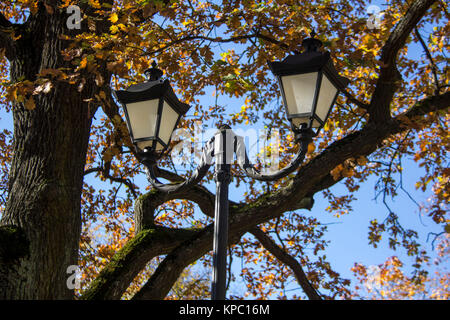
[144,61,163,81]
[268,36,350,90]
[114,79,190,116]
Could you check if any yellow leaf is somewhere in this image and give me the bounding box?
[88,0,101,9]
[92,42,103,50]
[9,87,18,102]
[109,13,119,23]
[110,25,119,34]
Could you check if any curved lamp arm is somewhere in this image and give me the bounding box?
[139,137,215,194]
[235,128,312,182]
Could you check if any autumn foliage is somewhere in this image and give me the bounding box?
[0,0,448,299]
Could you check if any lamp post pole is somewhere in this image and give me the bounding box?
[211,125,232,300]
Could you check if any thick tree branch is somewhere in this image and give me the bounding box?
[369,0,437,123]
[0,11,18,59]
[81,183,217,300]
[153,167,185,182]
[131,224,218,300]
[250,227,322,300]
[401,90,449,119]
[342,89,369,110]
[134,184,218,233]
[80,225,198,300]
[131,196,315,300]
[380,0,436,65]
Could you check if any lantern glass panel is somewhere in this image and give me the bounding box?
[280,72,317,126]
[137,140,154,151]
[126,99,159,145]
[157,101,179,150]
[291,116,321,129]
[315,74,337,123]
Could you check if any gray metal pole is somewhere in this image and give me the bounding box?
[211,126,231,300]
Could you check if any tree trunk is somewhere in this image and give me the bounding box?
[0,7,96,299]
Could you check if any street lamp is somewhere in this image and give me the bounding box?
[113,61,190,157]
[268,32,350,135]
[113,34,349,300]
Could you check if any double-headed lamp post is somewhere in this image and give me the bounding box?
[114,33,349,300]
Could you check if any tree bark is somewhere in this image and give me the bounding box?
[0,6,97,299]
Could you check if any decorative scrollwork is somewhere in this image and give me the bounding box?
[140,126,312,193]
[140,136,215,194]
[235,128,312,182]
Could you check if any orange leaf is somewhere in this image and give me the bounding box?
[357,156,368,166]
[330,164,343,181]
[79,57,87,70]
[24,97,36,110]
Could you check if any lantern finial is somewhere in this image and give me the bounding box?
[144,60,163,81]
[302,31,322,52]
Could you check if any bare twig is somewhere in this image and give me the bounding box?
[342,90,370,110]
[414,27,441,94]
[84,163,139,199]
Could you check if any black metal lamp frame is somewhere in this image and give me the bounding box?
[113,62,190,156]
[268,35,350,136]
